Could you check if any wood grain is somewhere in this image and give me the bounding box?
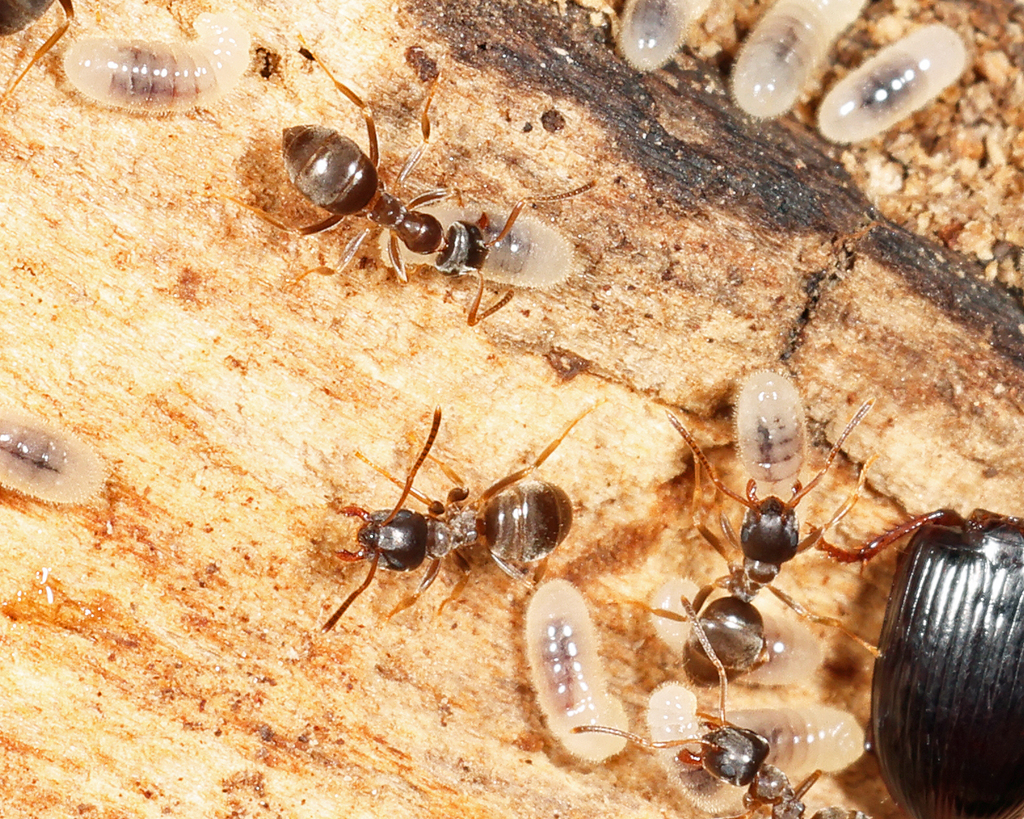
[0,0,1019,817]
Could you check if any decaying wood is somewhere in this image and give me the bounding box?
[0,0,1019,816]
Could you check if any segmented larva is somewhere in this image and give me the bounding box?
[63,13,249,112]
[734,370,806,492]
[817,24,968,144]
[618,0,713,72]
[647,683,863,815]
[728,705,864,779]
[650,578,822,686]
[731,0,868,118]
[393,202,579,288]
[525,579,628,762]
[0,407,105,503]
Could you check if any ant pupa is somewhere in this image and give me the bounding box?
[650,577,822,686]
[0,406,105,503]
[617,0,713,72]
[665,370,875,684]
[730,0,867,119]
[320,406,594,630]
[576,599,868,819]
[0,0,73,103]
[817,24,968,144]
[524,578,628,763]
[63,13,249,112]
[230,46,591,326]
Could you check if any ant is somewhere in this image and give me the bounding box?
[1,0,74,103]
[575,597,870,819]
[666,371,876,682]
[231,45,592,325]
[320,405,594,630]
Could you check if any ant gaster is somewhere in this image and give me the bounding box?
[667,371,876,682]
[321,406,592,630]
[232,46,591,325]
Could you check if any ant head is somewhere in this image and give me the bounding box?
[345,507,428,571]
[701,725,770,787]
[739,496,800,565]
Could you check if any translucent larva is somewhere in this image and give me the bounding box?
[647,684,864,815]
[650,579,822,686]
[735,370,806,491]
[0,407,105,503]
[525,579,628,763]
[817,24,968,144]
[63,13,249,112]
[618,0,712,72]
[731,0,868,119]
[728,705,864,779]
[393,202,579,289]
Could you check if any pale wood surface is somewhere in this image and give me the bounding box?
[0,0,1020,817]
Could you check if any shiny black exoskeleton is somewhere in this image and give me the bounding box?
[835,509,1024,819]
[321,407,586,631]
[1,0,74,101]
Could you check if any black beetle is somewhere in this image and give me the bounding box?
[827,509,1024,819]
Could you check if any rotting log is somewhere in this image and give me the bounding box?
[0,0,1019,816]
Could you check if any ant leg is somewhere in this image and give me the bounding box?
[792,770,824,801]
[666,412,750,509]
[690,457,739,564]
[797,455,876,553]
[387,557,442,619]
[387,233,408,282]
[394,78,440,191]
[466,272,514,326]
[407,189,450,210]
[767,585,878,657]
[1,0,74,104]
[818,509,962,564]
[477,403,599,504]
[486,182,595,246]
[286,228,371,288]
[226,195,346,235]
[791,399,874,505]
[299,39,379,168]
[322,550,381,632]
[679,596,730,723]
[437,551,472,613]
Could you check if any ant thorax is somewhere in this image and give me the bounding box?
[425,507,479,559]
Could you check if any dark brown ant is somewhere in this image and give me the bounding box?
[231,46,591,325]
[575,597,870,819]
[321,406,593,630]
[1,0,73,102]
[667,371,876,682]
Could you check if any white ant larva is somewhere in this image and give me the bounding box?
[731,0,867,119]
[617,0,713,72]
[0,407,105,503]
[817,24,968,144]
[63,13,249,112]
[524,578,628,763]
[727,704,864,780]
[735,370,806,493]
[650,578,822,686]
